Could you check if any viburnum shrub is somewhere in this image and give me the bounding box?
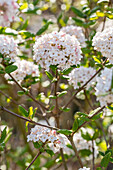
[0,0,113,170]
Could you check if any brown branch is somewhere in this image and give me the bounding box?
[59,58,107,115]
[60,149,68,170]
[0,106,58,131]
[92,140,95,170]
[8,73,48,111]
[84,89,94,110]
[26,151,42,170]
[69,136,83,168]
[101,0,112,31]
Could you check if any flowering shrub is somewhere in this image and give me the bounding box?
[0,0,113,170]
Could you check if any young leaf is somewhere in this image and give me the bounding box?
[0,127,7,143]
[5,65,17,74]
[45,71,53,80]
[36,21,52,35]
[57,91,67,98]
[72,119,78,131]
[71,6,86,18]
[19,105,29,117]
[45,149,54,157]
[57,129,72,135]
[101,152,111,167]
[60,107,70,112]
[62,67,74,75]
[17,91,25,96]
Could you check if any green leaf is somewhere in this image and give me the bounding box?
[57,129,72,135]
[107,105,113,111]
[72,17,84,26]
[33,0,39,6]
[32,108,38,118]
[21,18,29,30]
[5,65,17,74]
[33,141,43,149]
[81,132,92,141]
[99,151,105,156]
[111,70,113,89]
[17,91,25,96]
[60,107,70,112]
[19,105,29,117]
[96,168,102,170]
[45,149,54,157]
[36,21,52,35]
[72,119,78,131]
[0,127,7,143]
[49,95,56,99]
[78,116,89,126]
[92,129,99,140]
[80,149,92,156]
[90,6,100,15]
[57,91,67,97]
[62,67,74,75]
[50,65,57,73]
[0,142,5,151]
[45,71,53,80]
[101,152,111,167]
[71,6,86,18]
[77,112,89,117]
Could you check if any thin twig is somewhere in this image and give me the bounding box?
[26,151,42,170]
[8,73,48,111]
[69,136,83,168]
[60,149,68,170]
[84,89,94,110]
[59,58,107,115]
[0,106,58,130]
[92,140,95,170]
[101,0,112,31]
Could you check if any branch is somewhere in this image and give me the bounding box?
[0,106,58,131]
[60,149,68,170]
[59,58,107,115]
[8,73,48,111]
[69,136,83,168]
[26,151,42,170]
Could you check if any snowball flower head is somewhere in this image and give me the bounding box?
[33,31,82,70]
[5,57,40,84]
[27,125,69,153]
[95,67,113,107]
[92,28,113,64]
[0,35,17,63]
[79,167,90,170]
[0,0,19,27]
[60,25,86,47]
[68,66,96,90]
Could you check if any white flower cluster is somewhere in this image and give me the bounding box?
[0,35,17,63]
[27,125,69,153]
[68,66,96,90]
[79,167,90,170]
[5,57,40,84]
[0,0,19,27]
[92,28,113,64]
[60,25,86,47]
[33,31,82,70]
[73,128,98,159]
[95,67,113,107]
